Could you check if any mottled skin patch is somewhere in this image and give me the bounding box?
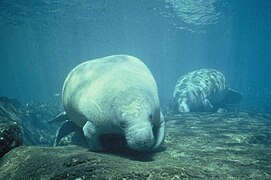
[173,69,241,112]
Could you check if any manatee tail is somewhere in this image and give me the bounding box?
[48,112,69,124]
[223,88,242,104]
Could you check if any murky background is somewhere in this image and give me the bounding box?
[1,0,270,112]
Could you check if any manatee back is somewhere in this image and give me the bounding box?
[173,69,228,110]
[62,55,158,128]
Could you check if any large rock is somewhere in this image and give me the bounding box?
[0,111,270,179]
[0,121,23,158]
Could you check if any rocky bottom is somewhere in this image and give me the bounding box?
[0,112,270,179]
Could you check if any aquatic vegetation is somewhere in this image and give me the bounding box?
[0,97,61,146]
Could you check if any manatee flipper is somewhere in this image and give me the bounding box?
[202,99,213,111]
[54,120,78,146]
[178,103,190,112]
[152,112,165,151]
[223,88,242,104]
[48,112,69,124]
[83,121,103,151]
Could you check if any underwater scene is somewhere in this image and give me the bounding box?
[0,0,270,179]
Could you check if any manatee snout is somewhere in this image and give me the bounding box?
[134,131,154,150]
[126,123,154,151]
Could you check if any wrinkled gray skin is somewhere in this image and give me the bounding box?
[173,69,242,113]
[59,55,165,152]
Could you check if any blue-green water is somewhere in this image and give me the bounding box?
[0,0,271,112]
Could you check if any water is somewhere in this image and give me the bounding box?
[1,2,271,178]
[0,0,271,112]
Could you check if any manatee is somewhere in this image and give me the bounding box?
[173,69,242,112]
[53,55,165,152]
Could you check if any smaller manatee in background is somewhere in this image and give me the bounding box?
[173,69,242,113]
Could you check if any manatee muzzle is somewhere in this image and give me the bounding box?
[125,123,154,151]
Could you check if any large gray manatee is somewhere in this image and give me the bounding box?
[56,55,165,152]
[173,69,242,113]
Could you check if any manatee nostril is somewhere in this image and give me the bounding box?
[149,114,153,120]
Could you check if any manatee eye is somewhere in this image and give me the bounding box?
[149,114,153,121]
[120,121,127,129]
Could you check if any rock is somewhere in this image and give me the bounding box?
[0,145,207,179]
[0,121,23,158]
[0,111,270,179]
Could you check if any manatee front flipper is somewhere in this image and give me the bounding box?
[83,121,103,151]
[202,99,213,111]
[151,112,165,151]
[178,103,190,112]
[223,88,242,104]
[54,120,78,146]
